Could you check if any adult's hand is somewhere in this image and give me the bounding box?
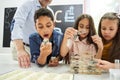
[13,40,31,68]
[17,50,30,68]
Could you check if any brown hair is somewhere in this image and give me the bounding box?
[98,12,120,62]
[34,8,54,23]
[74,14,98,51]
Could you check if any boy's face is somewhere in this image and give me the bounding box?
[101,19,118,41]
[35,16,54,39]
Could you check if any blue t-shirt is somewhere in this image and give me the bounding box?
[29,29,63,65]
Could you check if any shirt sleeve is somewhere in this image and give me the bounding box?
[11,1,32,40]
[29,34,40,63]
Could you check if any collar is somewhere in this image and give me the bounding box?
[75,37,88,44]
[36,0,49,8]
[36,0,41,7]
[104,41,113,48]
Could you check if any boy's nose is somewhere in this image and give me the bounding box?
[43,28,49,33]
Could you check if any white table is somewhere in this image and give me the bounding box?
[0,53,109,80]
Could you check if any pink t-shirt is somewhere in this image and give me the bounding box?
[68,38,96,56]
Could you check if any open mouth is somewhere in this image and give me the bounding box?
[43,34,49,38]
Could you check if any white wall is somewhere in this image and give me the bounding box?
[89,0,118,31]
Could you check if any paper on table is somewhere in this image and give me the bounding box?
[0,70,73,80]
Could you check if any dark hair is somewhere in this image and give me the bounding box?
[34,8,54,23]
[98,12,120,62]
[74,14,98,51]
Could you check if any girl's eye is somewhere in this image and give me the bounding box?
[101,27,106,30]
[110,29,114,31]
[79,24,84,28]
[86,26,89,29]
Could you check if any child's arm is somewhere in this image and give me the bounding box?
[37,41,52,65]
[60,27,76,57]
[91,35,103,59]
[60,36,69,57]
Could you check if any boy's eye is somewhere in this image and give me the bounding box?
[47,24,51,28]
[38,25,43,29]
[46,23,52,28]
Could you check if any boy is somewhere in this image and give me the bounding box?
[11,0,53,68]
[29,8,63,66]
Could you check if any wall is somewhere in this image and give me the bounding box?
[89,0,117,31]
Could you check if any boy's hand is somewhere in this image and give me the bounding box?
[48,57,59,67]
[40,39,52,57]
